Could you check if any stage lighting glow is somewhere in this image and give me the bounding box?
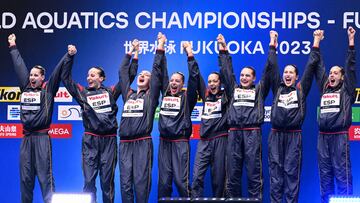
[329,196,360,203]
[51,193,92,203]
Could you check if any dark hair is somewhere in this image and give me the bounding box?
[172,71,185,83]
[32,65,45,76]
[92,66,106,81]
[332,66,345,76]
[340,67,345,76]
[209,71,221,81]
[243,66,256,77]
[285,64,298,76]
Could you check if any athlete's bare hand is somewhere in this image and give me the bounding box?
[158,32,167,45]
[8,34,16,47]
[313,29,324,41]
[270,30,278,47]
[68,44,77,56]
[132,39,140,52]
[217,34,226,50]
[182,41,193,56]
[348,26,356,46]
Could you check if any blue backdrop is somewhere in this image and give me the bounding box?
[0,0,360,202]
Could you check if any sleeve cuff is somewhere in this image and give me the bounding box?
[269,46,276,51]
[132,58,138,63]
[126,53,132,59]
[156,49,165,54]
[349,46,355,50]
[9,45,17,50]
[187,56,195,61]
[312,47,320,51]
[219,50,228,54]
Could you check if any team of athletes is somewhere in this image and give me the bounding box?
[8,26,356,203]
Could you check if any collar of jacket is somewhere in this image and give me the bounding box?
[26,85,42,91]
[280,81,297,90]
[135,88,148,95]
[206,89,224,100]
[165,90,184,97]
[86,84,106,91]
[236,84,256,90]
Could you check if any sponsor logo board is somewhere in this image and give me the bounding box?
[191,124,200,139]
[352,107,360,122]
[7,105,20,120]
[0,123,72,138]
[264,106,271,122]
[191,106,203,122]
[349,125,360,141]
[48,124,72,138]
[54,87,72,102]
[355,88,360,104]
[0,86,72,102]
[58,105,82,120]
[317,106,360,123]
[0,87,21,102]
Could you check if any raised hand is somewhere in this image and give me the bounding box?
[182,41,193,57]
[348,26,355,46]
[313,29,324,47]
[157,32,167,50]
[8,33,16,47]
[270,30,278,47]
[132,39,140,52]
[68,45,77,56]
[217,34,227,50]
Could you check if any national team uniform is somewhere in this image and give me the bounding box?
[10,45,74,203]
[61,56,137,203]
[268,46,320,203]
[220,49,272,199]
[118,52,163,203]
[315,46,356,203]
[191,69,229,198]
[158,53,199,198]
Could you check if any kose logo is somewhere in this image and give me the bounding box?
[0,87,21,102]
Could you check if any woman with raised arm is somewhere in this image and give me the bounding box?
[268,30,321,203]
[190,35,230,198]
[157,33,199,199]
[220,33,272,199]
[60,43,137,203]
[315,27,356,203]
[8,34,75,203]
[118,38,163,203]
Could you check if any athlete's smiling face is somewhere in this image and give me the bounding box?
[282,65,298,87]
[169,73,184,95]
[328,66,343,87]
[137,70,151,90]
[208,73,221,95]
[29,67,45,88]
[240,68,255,88]
[87,68,104,89]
